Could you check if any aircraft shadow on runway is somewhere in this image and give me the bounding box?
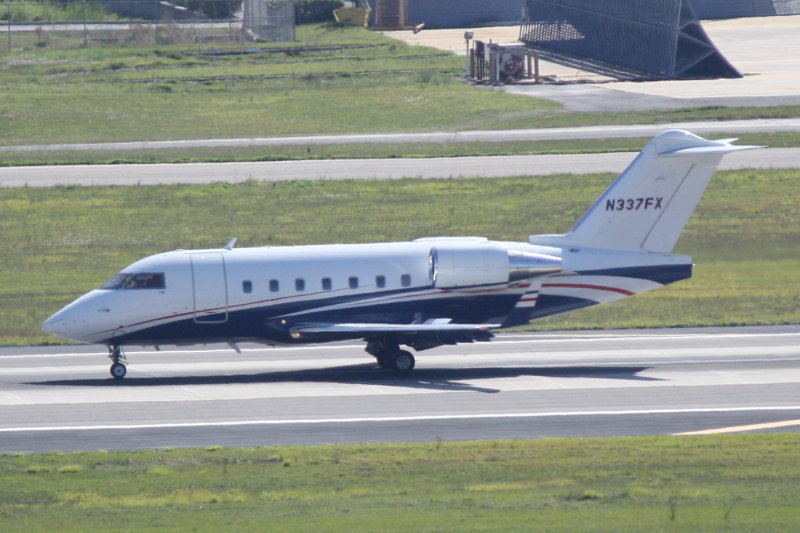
[30,364,661,393]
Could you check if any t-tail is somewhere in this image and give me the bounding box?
[532,129,759,253]
[510,130,761,327]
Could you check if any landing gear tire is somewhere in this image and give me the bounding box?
[108,344,127,379]
[392,350,415,373]
[366,339,415,374]
[110,362,127,379]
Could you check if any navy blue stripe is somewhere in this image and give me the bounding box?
[105,264,693,345]
[110,290,522,346]
[577,264,692,285]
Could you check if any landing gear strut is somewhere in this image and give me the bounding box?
[366,339,415,374]
[108,344,127,379]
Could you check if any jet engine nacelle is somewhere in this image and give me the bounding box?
[429,245,561,288]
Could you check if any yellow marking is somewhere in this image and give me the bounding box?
[677,419,800,436]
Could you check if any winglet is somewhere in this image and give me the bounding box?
[224,238,238,251]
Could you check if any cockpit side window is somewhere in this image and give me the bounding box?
[100,272,165,290]
[125,273,165,289]
[100,273,129,290]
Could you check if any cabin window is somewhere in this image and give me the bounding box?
[269,279,279,292]
[100,272,165,290]
[375,275,386,289]
[348,276,358,289]
[322,277,332,290]
[295,278,305,292]
[242,280,253,294]
[401,274,411,287]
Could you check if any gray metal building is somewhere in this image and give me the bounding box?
[366,0,800,28]
[518,0,742,79]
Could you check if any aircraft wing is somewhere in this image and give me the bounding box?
[289,319,498,348]
[291,321,499,335]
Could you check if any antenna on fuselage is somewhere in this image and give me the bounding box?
[224,238,237,250]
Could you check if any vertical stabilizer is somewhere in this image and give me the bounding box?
[535,130,758,253]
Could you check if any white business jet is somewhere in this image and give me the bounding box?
[43,130,756,378]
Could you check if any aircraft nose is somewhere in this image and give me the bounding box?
[42,310,73,340]
[42,303,97,343]
[42,291,117,343]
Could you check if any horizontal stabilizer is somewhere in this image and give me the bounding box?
[659,144,760,157]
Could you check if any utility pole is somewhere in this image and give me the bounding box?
[83,0,88,47]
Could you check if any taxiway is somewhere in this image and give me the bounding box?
[0,146,796,187]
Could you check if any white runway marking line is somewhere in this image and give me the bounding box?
[3,331,799,359]
[2,406,800,433]
[495,332,800,343]
[675,419,800,436]
[4,354,800,380]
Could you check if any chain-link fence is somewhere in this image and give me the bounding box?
[2,0,295,49]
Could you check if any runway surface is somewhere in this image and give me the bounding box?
[0,147,796,187]
[1,325,799,453]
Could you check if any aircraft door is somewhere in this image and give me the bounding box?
[191,253,229,323]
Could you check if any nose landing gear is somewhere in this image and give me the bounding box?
[108,345,127,379]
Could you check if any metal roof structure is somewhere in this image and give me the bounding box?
[519,0,742,80]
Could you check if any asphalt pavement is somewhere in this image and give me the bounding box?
[0,146,796,187]
[1,326,799,452]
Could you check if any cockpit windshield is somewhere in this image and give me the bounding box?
[100,272,166,290]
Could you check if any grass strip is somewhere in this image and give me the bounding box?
[3,24,800,149]
[0,0,115,22]
[1,169,798,345]
[2,434,800,532]
[3,132,800,167]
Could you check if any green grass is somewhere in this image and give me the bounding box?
[1,169,798,345]
[2,24,800,150]
[0,24,549,144]
[0,0,115,22]
[2,434,800,531]
[4,132,800,167]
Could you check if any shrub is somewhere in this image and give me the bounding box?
[294,0,343,24]
[175,0,244,19]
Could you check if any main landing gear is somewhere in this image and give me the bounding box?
[366,339,415,374]
[108,344,127,379]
